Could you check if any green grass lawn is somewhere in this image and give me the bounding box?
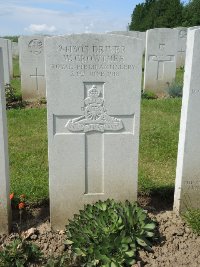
[8,108,48,203]
[139,98,181,194]
[13,56,20,77]
[10,56,22,100]
[7,98,182,203]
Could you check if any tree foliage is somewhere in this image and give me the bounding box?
[182,0,200,27]
[129,0,200,31]
[3,36,19,42]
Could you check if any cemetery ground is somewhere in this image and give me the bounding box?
[1,60,200,266]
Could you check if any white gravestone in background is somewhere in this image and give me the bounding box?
[144,28,177,94]
[0,38,10,84]
[188,26,200,30]
[0,48,11,234]
[7,39,13,79]
[109,31,146,53]
[12,42,19,58]
[174,28,200,213]
[45,34,143,229]
[174,27,187,68]
[19,36,46,101]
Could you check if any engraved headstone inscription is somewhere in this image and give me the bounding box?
[0,48,11,234]
[0,38,10,84]
[174,27,187,68]
[174,28,200,213]
[144,28,178,94]
[45,34,143,229]
[19,36,46,101]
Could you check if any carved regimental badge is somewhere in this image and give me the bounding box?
[66,85,124,133]
[28,39,43,55]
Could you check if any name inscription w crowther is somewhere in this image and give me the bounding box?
[50,45,134,77]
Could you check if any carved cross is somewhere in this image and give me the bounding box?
[30,67,44,91]
[178,48,185,61]
[149,55,175,80]
[54,82,134,195]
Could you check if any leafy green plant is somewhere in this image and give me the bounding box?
[39,97,47,104]
[0,237,43,267]
[3,36,19,42]
[66,199,156,267]
[5,83,22,108]
[45,253,72,267]
[183,209,200,234]
[168,81,183,98]
[142,90,158,100]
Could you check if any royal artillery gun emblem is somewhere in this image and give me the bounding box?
[66,84,124,133]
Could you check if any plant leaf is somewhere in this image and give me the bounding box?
[125,250,135,257]
[143,223,156,230]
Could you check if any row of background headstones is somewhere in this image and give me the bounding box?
[0,27,200,232]
[17,27,188,101]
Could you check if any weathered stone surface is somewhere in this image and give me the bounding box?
[0,48,11,234]
[12,42,19,58]
[144,28,178,94]
[174,28,200,213]
[174,27,187,68]
[45,34,143,229]
[6,39,13,79]
[108,31,146,52]
[188,26,200,30]
[0,38,10,84]
[19,35,46,101]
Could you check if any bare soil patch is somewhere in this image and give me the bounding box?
[0,195,199,266]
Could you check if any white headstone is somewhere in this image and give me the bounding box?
[19,36,46,101]
[5,39,13,79]
[0,38,10,84]
[108,31,146,52]
[0,48,11,234]
[174,27,187,68]
[188,26,200,30]
[12,42,19,58]
[144,28,178,94]
[174,28,200,213]
[45,34,143,229]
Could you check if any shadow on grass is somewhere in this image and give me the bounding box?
[138,185,175,212]
[6,100,26,109]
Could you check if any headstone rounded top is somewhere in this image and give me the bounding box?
[45,33,143,40]
[148,28,175,32]
[188,26,200,31]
